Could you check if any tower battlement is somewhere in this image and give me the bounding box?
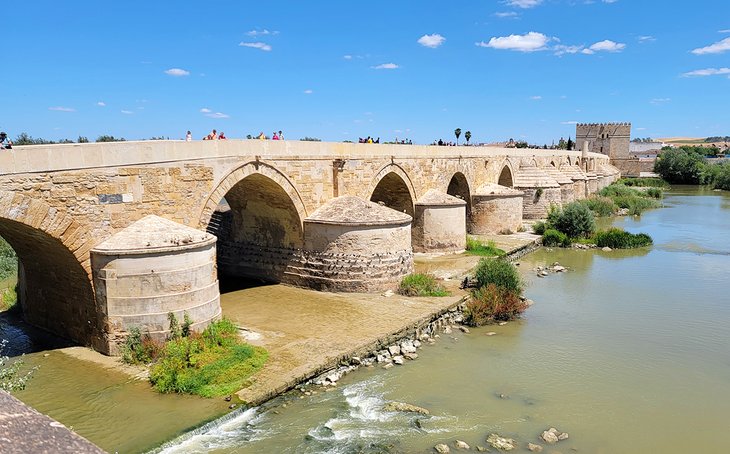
[575,122,631,160]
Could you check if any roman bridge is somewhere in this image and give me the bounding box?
[0,140,618,354]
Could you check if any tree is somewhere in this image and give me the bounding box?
[454,128,461,145]
[96,135,125,142]
[465,131,472,145]
[654,148,706,184]
[566,136,574,151]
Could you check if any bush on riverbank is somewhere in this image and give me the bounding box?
[463,284,528,326]
[619,177,669,188]
[578,196,618,217]
[542,229,570,247]
[398,273,450,297]
[594,228,653,249]
[473,258,523,295]
[149,318,267,397]
[465,237,506,257]
[598,183,661,216]
[547,202,596,239]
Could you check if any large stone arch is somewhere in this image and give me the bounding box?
[446,171,472,228]
[200,162,307,283]
[369,164,417,218]
[199,161,308,231]
[0,192,103,351]
[498,162,515,188]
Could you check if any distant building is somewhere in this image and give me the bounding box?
[575,122,656,177]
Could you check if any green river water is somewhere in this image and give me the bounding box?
[5,186,730,453]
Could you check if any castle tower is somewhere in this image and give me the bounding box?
[575,123,631,161]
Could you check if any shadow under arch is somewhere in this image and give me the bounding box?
[369,165,416,218]
[447,172,472,229]
[202,167,306,286]
[0,195,101,352]
[498,164,514,188]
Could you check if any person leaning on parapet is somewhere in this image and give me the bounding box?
[0,132,12,149]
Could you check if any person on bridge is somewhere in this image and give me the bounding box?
[0,132,12,149]
[219,132,227,140]
[185,130,192,141]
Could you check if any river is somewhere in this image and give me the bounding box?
[5,186,730,453]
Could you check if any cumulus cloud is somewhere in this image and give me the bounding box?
[200,108,212,113]
[691,37,730,55]
[239,42,272,51]
[587,40,626,52]
[476,31,550,52]
[720,29,730,34]
[164,68,190,77]
[97,101,106,107]
[682,67,730,77]
[506,0,542,8]
[372,63,399,69]
[554,44,584,56]
[343,55,353,60]
[246,29,278,36]
[303,89,313,94]
[48,106,75,112]
[417,34,446,48]
[205,112,230,119]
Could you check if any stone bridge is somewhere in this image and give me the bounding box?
[0,140,617,354]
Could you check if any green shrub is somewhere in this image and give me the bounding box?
[532,221,547,235]
[542,229,570,247]
[168,312,182,340]
[463,284,528,326]
[599,184,641,199]
[594,228,653,249]
[619,177,669,188]
[465,237,506,257]
[1,340,38,392]
[149,318,268,397]
[612,195,660,216]
[397,273,450,297]
[580,196,618,217]
[644,188,663,199]
[121,327,163,365]
[547,202,596,238]
[473,258,523,294]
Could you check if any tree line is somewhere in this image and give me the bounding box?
[654,146,730,190]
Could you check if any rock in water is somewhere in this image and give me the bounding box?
[486,433,516,451]
[602,246,612,252]
[434,443,450,453]
[527,442,543,452]
[540,427,569,444]
[454,440,470,450]
[383,401,430,415]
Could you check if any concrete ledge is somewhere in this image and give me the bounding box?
[0,391,105,454]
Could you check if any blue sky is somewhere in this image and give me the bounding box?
[2,0,729,145]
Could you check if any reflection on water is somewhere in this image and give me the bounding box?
[158,186,730,454]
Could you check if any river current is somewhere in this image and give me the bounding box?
[6,186,730,453]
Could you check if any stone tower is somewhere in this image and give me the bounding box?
[575,123,631,161]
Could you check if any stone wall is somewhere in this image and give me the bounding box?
[469,194,523,234]
[521,187,562,219]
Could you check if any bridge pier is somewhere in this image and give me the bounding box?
[469,184,524,234]
[412,190,466,253]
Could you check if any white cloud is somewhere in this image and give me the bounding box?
[561,121,578,125]
[720,29,730,34]
[506,0,542,8]
[246,29,278,36]
[121,110,134,115]
[650,98,671,104]
[682,67,730,77]
[603,0,618,3]
[303,89,313,94]
[494,11,519,18]
[97,101,106,107]
[554,44,583,56]
[417,34,446,48]
[588,40,626,52]
[239,42,272,51]
[343,55,353,60]
[200,108,212,113]
[636,127,646,131]
[205,112,230,119]
[530,95,542,100]
[638,35,655,43]
[372,63,399,70]
[476,32,550,52]
[691,37,730,55]
[48,106,75,112]
[164,68,190,77]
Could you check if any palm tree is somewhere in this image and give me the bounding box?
[454,128,462,145]
[465,131,472,145]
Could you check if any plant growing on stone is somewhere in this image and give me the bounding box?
[463,284,528,326]
[121,327,162,365]
[168,312,182,340]
[0,340,37,392]
[398,273,450,297]
[465,237,506,257]
[182,312,193,338]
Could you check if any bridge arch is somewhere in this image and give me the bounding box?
[0,192,102,351]
[201,162,307,283]
[369,164,416,218]
[447,172,472,227]
[498,162,515,188]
